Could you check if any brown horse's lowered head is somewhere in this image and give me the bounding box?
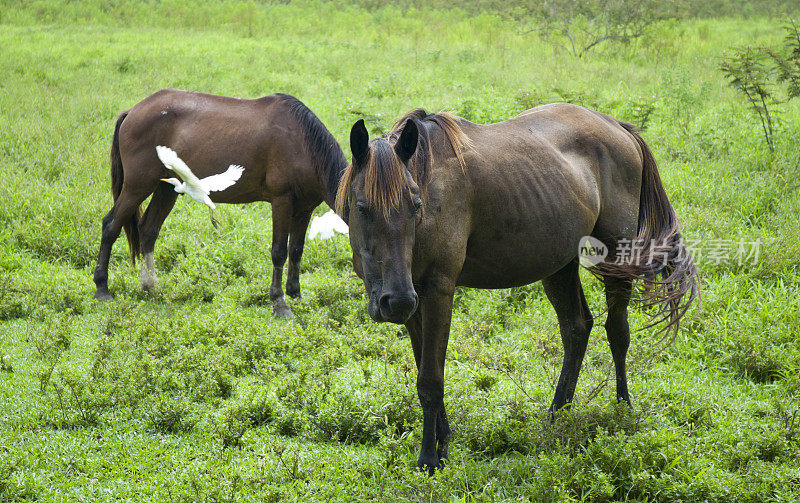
[336,118,423,324]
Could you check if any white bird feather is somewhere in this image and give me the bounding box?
[155,145,245,228]
[308,210,348,240]
[201,165,246,192]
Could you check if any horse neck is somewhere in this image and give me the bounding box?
[274,95,348,212]
[415,121,458,188]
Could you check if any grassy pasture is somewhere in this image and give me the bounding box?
[1,1,800,501]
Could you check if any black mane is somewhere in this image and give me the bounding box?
[275,94,348,207]
[386,108,471,191]
[386,109,434,192]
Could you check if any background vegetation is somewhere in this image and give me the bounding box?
[1,0,799,501]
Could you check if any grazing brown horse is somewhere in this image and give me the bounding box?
[336,103,699,473]
[93,89,348,317]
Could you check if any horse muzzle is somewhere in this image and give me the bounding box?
[369,288,418,324]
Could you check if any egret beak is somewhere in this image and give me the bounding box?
[160,179,169,182]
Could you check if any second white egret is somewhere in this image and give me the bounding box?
[308,210,349,240]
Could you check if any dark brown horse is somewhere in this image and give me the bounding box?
[93,89,347,317]
[336,103,698,473]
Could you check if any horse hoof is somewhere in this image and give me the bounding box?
[436,445,449,465]
[417,456,439,476]
[94,290,114,302]
[273,305,294,319]
[286,283,302,300]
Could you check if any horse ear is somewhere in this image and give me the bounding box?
[395,118,419,164]
[350,119,369,168]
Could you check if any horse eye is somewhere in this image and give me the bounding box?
[413,198,423,213]
[356,202,371,216]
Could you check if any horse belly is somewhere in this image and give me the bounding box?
[457,224,592,288]
[456,164,600,288]
[207,177,273,204]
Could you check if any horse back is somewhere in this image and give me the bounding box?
[116,89,318,204]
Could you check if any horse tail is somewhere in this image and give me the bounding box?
[110,111,141,265]
[597,122,699,339]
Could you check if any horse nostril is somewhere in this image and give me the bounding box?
[379,293,392,314]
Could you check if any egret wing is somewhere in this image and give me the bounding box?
[155,146,203,187]
[323,210,349,234]
[201,164,245,193]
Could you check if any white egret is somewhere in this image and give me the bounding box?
[155,145,244,228]
[308,210,348,240]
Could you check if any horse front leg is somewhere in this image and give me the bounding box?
[269,195,294,318]
[435,407,451,463]
[285,207,314,300]
[407,277,454,475]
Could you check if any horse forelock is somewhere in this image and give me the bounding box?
[335,139,413,220]
[365,140,409,219]
[334,110,471,219]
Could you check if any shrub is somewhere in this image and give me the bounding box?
[146,395,197,434]
[523,0,670,58]
[720,19,800,153]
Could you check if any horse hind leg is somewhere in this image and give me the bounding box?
[542,260,594,414]
[285,207,314,300]
[137,182,178,292]
[93,208,119,300]
[93,189,147,300]
[603,277,633,405]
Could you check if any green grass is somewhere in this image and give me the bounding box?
[1,1,800,501]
